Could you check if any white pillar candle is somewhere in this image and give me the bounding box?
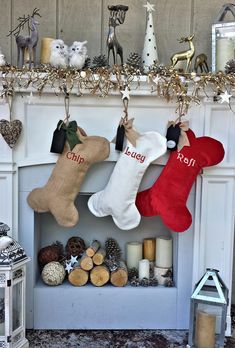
[126,242,142,269]
[139,259,150,280]
[216,38,234,71]
[154,266,172,285]
[155,236,173,268]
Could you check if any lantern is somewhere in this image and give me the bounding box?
[0,222,29,348]
[212,3,235,72]
[187,268,228,348]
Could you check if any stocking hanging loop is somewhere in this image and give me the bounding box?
[63,93,70,125]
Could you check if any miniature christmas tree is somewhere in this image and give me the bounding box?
[142,1,158,73]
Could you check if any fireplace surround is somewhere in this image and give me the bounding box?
[0,85,234,331]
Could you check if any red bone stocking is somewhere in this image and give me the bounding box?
[136,129,225,232]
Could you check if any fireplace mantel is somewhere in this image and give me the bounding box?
[0,88,234,332]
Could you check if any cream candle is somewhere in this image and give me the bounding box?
[216,37,234,71]
[138,259,150,279]
[155,236,173,268]
[40,37,54,64]
[126,242,142,269]
[195,310,216,348]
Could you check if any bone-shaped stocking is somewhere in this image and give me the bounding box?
[136,129,225,232]
[88,132,167,230]
[27,130,110,227]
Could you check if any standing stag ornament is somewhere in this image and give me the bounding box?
[8,8,41,68]
[170,34,195,72]
[107,5,129,65]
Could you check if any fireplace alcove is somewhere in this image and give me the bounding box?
[0,88,234,331]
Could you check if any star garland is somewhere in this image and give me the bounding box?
[0,64,235,117]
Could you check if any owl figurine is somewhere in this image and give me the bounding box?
[69,41,87,69]
[49,39,68,68]
[0,54,6,67]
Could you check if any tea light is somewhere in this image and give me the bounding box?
[126,242,142,269]
[138,259,150,280]
[143,238,156,261]
[40,37,54,64]
[155,236,173,268]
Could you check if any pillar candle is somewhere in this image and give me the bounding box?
[216,38,234,71]
[126,242,142,269]
[155,236,173,268]
[143,238,156,261]
[154,266,172,285]
[195,310,216,348]
[138,259,150,279]
[40,37,54,64]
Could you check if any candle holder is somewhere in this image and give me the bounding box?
[212,3,235,72]
[187,268,228,348]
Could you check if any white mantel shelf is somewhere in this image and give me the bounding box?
[0,87,234,332]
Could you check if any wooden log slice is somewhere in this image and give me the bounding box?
[110,261,128,287]
[80,253,93,271]
[86,240,100,257]
[90,265,110,287]
[68,267,89,287]
[93,248,106,265]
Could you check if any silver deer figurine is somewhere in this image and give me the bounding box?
[8,8,41,68]
[107,5,128,65]
[170,34,195,73]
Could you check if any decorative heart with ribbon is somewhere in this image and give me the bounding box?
[0,119,23,148]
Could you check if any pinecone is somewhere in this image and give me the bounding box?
[164,278,174,287]
[83,57,91,69]
[130,276,141,287]
[105,238,122,261]
[225,59,235,74]
[149,277,158,287]
[92,54,108,68]
[140,277,150,287]
[126,52,142,69]
[65,236,86,258]
[128,267,138,281]
[38,241,64,269]
[104,257,119,272]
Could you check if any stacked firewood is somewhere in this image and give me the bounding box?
[67,239,128,287]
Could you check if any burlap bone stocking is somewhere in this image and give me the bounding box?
[27,128,110,227]
[136,129,225,232]
[88,130,167,230]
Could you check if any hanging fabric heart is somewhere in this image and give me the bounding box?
[0,119,23,148]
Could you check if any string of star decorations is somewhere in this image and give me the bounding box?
[0,65,234,116]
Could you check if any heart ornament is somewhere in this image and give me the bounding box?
[0,119,23,148]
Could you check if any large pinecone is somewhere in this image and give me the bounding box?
[128,267,138,281]
[38,241,64,269]
[126,52,142,69]
[225,59,235,74]
[105,238,122,261]
[92,54,108,68]
[65,236,86,258]
[83,57,91,69]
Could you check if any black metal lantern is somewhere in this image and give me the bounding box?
[0,222,29,348]
[187,269,228,348]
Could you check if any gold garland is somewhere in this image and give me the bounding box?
[0,64,234,116]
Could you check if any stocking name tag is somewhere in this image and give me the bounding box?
[50,122,67,154]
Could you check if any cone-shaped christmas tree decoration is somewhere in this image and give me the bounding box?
[142,1,158,73]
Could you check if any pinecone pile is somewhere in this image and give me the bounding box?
[38,241,64,269]
[92,54,108,68]
[129,276,158,287]
[126,52,142,70]
[65,236,86,258]
[225,59,235,74]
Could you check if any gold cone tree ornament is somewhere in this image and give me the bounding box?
[142,1,158,73]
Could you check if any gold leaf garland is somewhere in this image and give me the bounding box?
[0,64,235,117]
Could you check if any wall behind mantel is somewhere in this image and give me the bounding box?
[0,0,231,69]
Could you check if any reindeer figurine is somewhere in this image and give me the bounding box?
[8,8,41,68]
[194,53,209,73]
[170,34,195,73]
[107,5,128,65]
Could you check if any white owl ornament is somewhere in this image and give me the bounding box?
[69,41,87,69]
[49,39,68,68]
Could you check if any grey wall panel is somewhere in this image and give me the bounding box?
[0,0,12,64]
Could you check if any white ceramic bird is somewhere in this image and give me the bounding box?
[49,39,68,68]
[0,236,13,252]
[0,54,6,66]
[69,41,87,69]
